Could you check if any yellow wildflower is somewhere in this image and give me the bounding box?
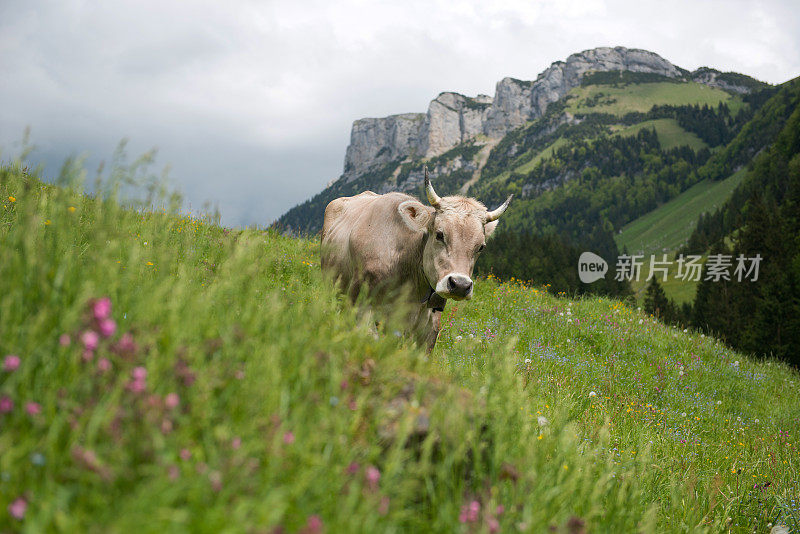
[8,196,16,203]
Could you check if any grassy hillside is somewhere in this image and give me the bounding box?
[565,81,740,116]
[616,168,748,257]
[615,118,708,151]
[2,163,799,532]
[565,81,739,115]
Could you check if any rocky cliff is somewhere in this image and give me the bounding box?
[343,46,684,176]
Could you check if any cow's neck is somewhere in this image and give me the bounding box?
[408,231,445,312]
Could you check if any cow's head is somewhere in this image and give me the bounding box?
[397,168,512,301]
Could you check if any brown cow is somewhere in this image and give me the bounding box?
[321,168,511,351]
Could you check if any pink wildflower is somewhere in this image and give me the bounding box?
[165,392,180,409]
[59,334,71,346]
[115,333,137,354]
[231,437,241,450]
[180,448,191,461]
[0,395,13,413]
[93,297,112,321]
[81,330,99,351]
[128,379,146,394]
[97,358,111,372]
[26,402,41,416]
[99,319,116,338]
[8,497,27,520]
[365,465,381,490]
[488,518,500,533]
[168,465,179,480]
[283,431,295,445]
[379,496,390,515]
[3,355,20,372]
[346,461,360,475]
[82,350,94,362]
[459,500,480,523]
[132,366,147,380]
[301,515,323,534]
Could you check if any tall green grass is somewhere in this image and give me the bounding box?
[1,161,798,532]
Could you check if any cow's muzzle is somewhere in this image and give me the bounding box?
[436,273,473,300]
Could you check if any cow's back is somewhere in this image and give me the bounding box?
[321,191,419,293]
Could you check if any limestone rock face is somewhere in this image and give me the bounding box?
[690,67,756,94]
[422,92,493,157]
[343,113,425,178]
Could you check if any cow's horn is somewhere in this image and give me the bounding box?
[424,166,441,208]
[486,195,513,222]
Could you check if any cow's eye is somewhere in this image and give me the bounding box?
[478,243,486,252]
[436,231,445,242]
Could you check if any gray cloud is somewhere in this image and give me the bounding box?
[1,0,798,226]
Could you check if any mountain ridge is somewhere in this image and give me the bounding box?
[340,46,764,179]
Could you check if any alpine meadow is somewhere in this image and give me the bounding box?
[2,43,800,533]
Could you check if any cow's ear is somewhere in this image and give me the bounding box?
[484,220,500,239]
[398,200,433,232]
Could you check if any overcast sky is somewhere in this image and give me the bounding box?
[1,0,799,226]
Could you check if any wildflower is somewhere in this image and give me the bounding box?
[589,391,597,397]
[93,297,112,321]
[146,261,154,266]
[97,358,111,372]
[81,330,99,351]
[459,500,480,523]
[114,333,137,356]
[496,505,505,516]
[283,431,295,445]
[165,393,180,409]
[524,358,532,364]
[488,518,500,533]
[346,462,360,475]
[302,515,323,534]
[231,437,241,450]
[82,350,94,362]
[132,367,147,380]
[717,400,722,405]
[754,419,760,424]
[26,402,42,415]
[682,412,687,418]
[455,335,463,342]
[3,355,20,372]
[99,319,116,338]
[8,196,16,203]
[68,206,76,213]
[180,448,191,461]
[733,361,740,367]
[59,334,71,346]
[537,416,550,427]
[8,497,26,520]
[679,370,684,376]
[365,465,381,490]
[30,452,45,466]
[0,395,13,413]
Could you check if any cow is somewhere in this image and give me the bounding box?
[321,167,512,351]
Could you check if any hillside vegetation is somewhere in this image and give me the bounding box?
[1,162,799,532]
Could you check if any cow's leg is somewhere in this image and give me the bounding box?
[425,309,442,353]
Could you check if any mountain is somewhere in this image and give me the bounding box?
[276,46,766,238]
